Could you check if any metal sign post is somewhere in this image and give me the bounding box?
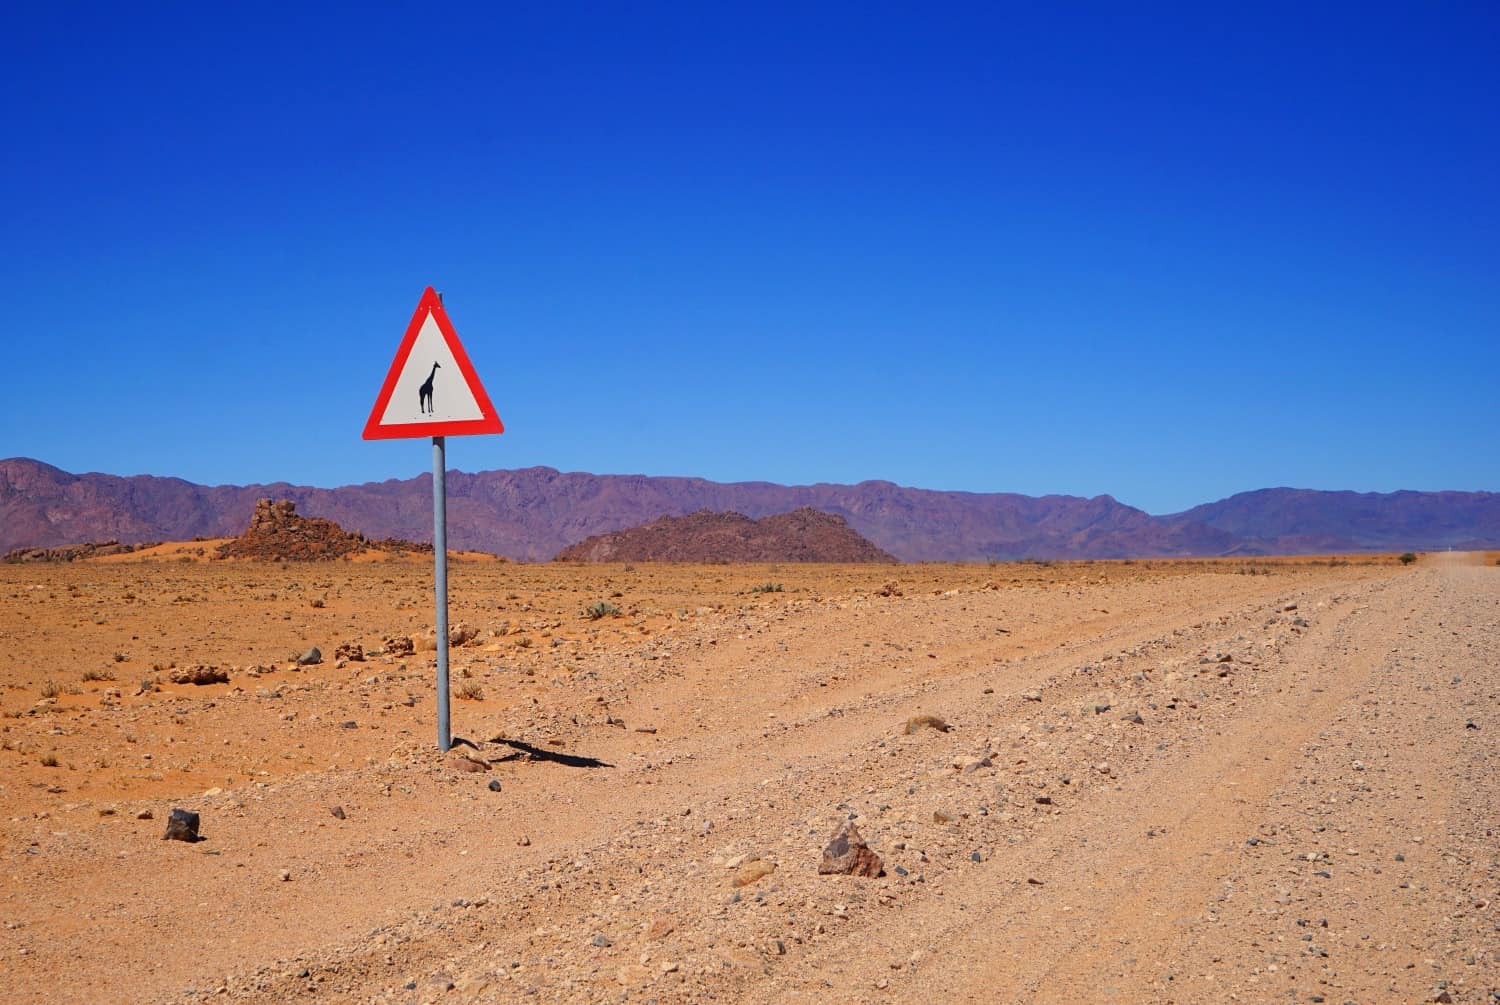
[432,435,451,750]
[363,287,504,751]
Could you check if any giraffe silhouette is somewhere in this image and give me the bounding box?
[418,362,440,415]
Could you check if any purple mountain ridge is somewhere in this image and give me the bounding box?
[2,458,1496,561]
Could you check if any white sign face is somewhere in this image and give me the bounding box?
[378,312,486,426]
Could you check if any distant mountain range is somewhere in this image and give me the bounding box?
[2,458,1496,561]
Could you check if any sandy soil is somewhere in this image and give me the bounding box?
[0,553,1494,1004]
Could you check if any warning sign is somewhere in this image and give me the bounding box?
[362,287,505,440]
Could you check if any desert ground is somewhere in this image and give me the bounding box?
[0,551,1495,1004]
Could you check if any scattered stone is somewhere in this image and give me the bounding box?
[383,635,416,658]
[279,869,291,882]
[970,851,982,863]
[1027,877,1044,886]
[136,809,154,820]
[956,754,993,773]
[168,665,229,686]
[296,647,322,666]
[734,860,777,887]
[1123,712,1145,725]
[818,820,884,878]
[647,917,675,941]
[616,964,649,986]
[488,779,502,792]
[904,714,950,734]
[1035,795,1053,806]
[1093,703,1111,715]
[162,808,200,842]
[1020,691,1042,702]
[450,752,489,773]
[329,805,345,820]
[449,623,480,647]
[591,933,612,948]
[334,642,364,662]
[517,834,531,846]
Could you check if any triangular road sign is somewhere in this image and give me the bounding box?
[363,287,505,440]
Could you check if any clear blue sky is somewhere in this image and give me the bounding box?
[2,3,1495,514]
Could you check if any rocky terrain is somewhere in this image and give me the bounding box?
[3,540,162,563]
[5,457,1498,560]
[0,550,1494,1003]
[215,499,430,562]
[555,508,896,563]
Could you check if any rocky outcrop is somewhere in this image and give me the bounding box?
[3,540,159,563]
[214,499,428,562]
[554,508,896,563]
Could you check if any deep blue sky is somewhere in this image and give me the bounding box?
[3,3,1495,514]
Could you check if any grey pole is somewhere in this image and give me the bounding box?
[432,434,451,751]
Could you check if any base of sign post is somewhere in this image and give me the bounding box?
[433,435,451,752]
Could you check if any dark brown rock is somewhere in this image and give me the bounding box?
[162,808,200,842]
[818,820,883,878]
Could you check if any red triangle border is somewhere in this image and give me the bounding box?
[362,287,505,440]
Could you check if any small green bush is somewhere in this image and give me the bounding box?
[1398,552,1417,565]
[584,600,621,620]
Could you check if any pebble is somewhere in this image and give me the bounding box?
[279,869,291,882]
[488,779,502,792]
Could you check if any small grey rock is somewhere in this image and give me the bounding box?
[487,779,502,792]
[297,647,322,666]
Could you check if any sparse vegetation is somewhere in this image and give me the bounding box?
[454,680,484,701]
[40,754,59,767]
[750,582,784,594]
[39,679,61,700]
[1399,552,1417,565]
[81,667,116,683]
[584,600,621,620]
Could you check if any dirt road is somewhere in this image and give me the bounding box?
[1,557,1493,1003]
